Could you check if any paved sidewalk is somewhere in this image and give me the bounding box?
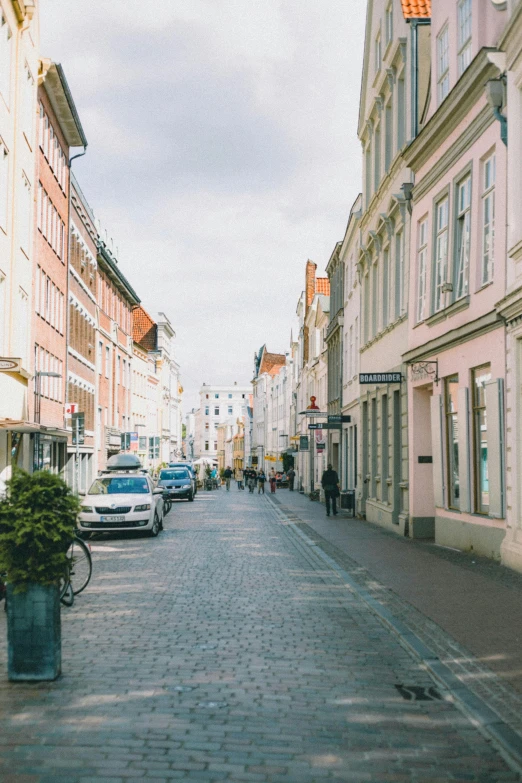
[0,489,520,782]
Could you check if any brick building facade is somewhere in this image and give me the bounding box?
[32,61,86,473]
[66,173,96,491]
[96,240,139,470]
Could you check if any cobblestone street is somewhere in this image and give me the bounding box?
[0,489,521,783]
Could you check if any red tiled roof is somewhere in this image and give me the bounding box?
[132,306,157,351]
[315,277,330,296]
[400,0,431,19]
[259,351,286,377]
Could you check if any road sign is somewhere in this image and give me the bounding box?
[72,412,85,445]
[308,423,322,429]
[359,373,402,384]
[309,423,341,430]
[300,410,328,417]
[328,415,351,423]
[299,435,309,451]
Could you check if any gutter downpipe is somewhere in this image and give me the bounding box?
[65,146,87,490]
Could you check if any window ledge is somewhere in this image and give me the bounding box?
[425,296,470,327]
[476,280,493,293]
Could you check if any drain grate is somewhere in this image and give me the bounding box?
[395,684,443,701]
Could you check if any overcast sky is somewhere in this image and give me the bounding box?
[40,0,366,411]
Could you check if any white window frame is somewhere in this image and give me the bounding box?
[417,218,428,322]
[0,138,8,232]
[457,0,472,77]
[437,25,450,104]
[375,31,382,73]
[454,174,471,300]
[434,197,449,313]
[0,12,12,106]
[385,2,393,46]
[481,154,495,286]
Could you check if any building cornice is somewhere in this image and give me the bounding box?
[97,243,140,306]
[403,310,503,363]
[404,48,502,173]
[499,2,522,69]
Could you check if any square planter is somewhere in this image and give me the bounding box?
[6,583,61,681]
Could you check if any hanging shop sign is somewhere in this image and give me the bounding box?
[299,435,309,451]
[328,415,351,423]
[0,358,21,372]
[359,373,402,384]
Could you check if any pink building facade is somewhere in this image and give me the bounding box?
[404,0,508,556]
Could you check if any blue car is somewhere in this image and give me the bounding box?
[169,462,198,495]
[157,467,194,502]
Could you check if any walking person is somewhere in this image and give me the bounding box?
[257,469,266,494]
[269,469,277,494]
[223,466,233,491]
[247,468,257,493]
[235,467,244,490]
[287,467,296,491]
[321,463,340,517]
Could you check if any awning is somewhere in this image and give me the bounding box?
[0,419,69,440]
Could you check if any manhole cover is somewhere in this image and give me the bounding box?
[395,685,443,701]
[197,701,228,709]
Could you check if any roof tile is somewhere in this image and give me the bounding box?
[400,0,431,19]
[133,306,157,351]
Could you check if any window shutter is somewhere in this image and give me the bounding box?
[430,394,444,507]
[485,378,505,519]
[457,387,471,513]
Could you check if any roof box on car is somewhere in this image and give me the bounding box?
[106,453,143,471]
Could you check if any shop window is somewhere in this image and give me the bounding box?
[473,365,491,514]
[445,376,459,510]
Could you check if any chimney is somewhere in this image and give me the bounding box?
[305,260,317,310]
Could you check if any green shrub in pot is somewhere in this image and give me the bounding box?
[0,469,80,681]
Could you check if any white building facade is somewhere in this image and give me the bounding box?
[193,382,250,461]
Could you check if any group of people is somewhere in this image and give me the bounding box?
[220,462,340,517]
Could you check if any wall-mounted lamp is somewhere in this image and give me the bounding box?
[485,77,507,146]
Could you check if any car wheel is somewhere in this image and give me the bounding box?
[149,512,160,537]
[188,492,194,502]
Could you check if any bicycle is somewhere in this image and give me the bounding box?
[60,535,93,606]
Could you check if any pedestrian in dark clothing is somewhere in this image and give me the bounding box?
[223,466,233,491]
[321,464,340,517]
[257,470,266,494]
[269,469,277,494]
[287,468,295,491]
[247,469,257,493]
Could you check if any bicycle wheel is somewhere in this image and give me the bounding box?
[60,580,74,607]
[67,537,92,595]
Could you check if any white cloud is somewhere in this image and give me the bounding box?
[40,0,366,409]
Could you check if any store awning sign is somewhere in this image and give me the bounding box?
[0,358,21,372]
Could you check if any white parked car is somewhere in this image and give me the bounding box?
[78,454,164,537]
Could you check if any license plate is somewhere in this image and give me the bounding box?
[100,515,125,522]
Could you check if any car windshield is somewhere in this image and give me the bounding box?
[88,476,150,495]
[160,470,189,481]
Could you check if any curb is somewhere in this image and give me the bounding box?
[267,496,522,776]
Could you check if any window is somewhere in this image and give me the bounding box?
[98,341,103,373]
[228,406,233,415]
[457,0,472,77]
[355,317,359,374]
[384,101,393,172]
[397,76,405,150]
[348,326,353,379]
[482,155,495,285]
[214,441,217,451]
[19,174,31,256]
[445,376,459,510]
[372,261,379,338]
[0,272,5,354]
[365,145,372,207]
[394,230,404,319]
[417,218,428,322]
[434,197,449,313]
[105,345,110,378]
[455,175,471,299]
[0,12,12,104]
[205,422,209,431]
[363,273,370,343]
[473,365,492,514]
[0,139,8,230]
[382,247,389,328]
[374,124,381,192]
[215,393,219,399]
[437,26,450,104]
[22,63,35,144]
[205,406,209,415]
[214,406,219,416]
[385,3,393,45]
[205,441,209,451]
[375,31,382,73]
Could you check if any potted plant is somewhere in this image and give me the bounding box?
[0,469,79,681]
